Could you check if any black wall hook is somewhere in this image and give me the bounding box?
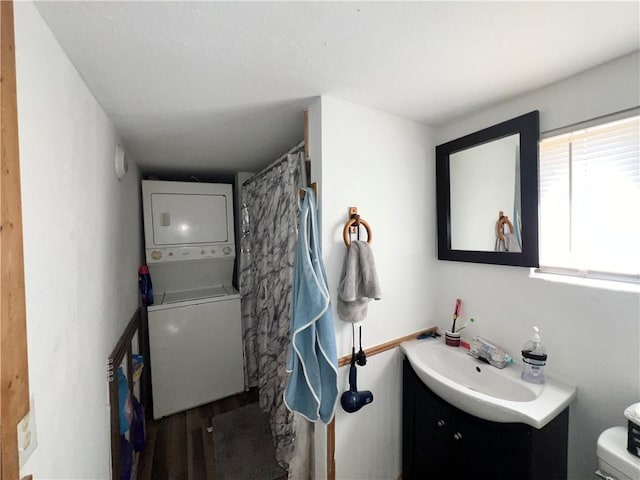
[356,326,367,366]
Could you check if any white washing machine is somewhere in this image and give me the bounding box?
[141,180,244,419]
[147,286,243,419]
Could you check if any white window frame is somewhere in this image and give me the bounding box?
[532,108,640,290]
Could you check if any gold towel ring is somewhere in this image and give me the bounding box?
[343,217,373,246]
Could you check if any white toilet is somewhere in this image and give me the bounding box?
[596,426,640,479]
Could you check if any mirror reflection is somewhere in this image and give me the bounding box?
[435,110,539,267]
[450,134,521,252]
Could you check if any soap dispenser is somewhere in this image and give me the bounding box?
[521,326,547,384]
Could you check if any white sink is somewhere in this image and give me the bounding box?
[400,338,576,429]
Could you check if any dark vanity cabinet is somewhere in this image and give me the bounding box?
[402,359,569,480]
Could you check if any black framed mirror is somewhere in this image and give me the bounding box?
[436,111,540,266]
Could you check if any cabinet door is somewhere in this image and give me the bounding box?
[402,361,416,480]
[403,360,451,480]
[450,408,530,480]
[414,380,452,479]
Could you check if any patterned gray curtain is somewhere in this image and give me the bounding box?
[239,152,304,471]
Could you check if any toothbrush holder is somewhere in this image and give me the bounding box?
[445,330,461,347]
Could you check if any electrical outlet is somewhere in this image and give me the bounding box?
[17,397,37,468]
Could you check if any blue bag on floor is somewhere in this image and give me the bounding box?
[131,395,145,452]
[119,434,133,480]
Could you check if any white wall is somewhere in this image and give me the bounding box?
[309,96,435,479]
[434,51,640,480]
[15,2,142,478]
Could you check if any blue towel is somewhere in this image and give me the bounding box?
[284,187,338,423]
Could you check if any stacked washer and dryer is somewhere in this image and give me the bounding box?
[141,180,244,419]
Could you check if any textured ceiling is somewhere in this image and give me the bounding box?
[35,1,639,175]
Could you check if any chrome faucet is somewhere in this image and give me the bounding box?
[468,336,510,369]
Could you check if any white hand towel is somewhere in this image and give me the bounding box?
[337,240,381,323]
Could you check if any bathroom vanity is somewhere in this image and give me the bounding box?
[402,359,569,480]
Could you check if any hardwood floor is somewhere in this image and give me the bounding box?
[137,388,288,480]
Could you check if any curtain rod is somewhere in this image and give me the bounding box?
[243,140,305,186]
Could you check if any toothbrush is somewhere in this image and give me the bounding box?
[455,317,475,332]
[451,298,461,333]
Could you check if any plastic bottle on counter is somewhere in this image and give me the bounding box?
[521,326,547,384]
[138,265,154,306]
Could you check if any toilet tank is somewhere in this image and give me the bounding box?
[597,426,640,480]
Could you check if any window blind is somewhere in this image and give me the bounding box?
[539,114,640,279]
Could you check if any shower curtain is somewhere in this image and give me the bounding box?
[240,151,307,475]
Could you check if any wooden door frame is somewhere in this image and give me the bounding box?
[1,1,31,478]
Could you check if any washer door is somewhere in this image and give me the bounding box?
[150,192,230,246]
[148,297,243,419]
